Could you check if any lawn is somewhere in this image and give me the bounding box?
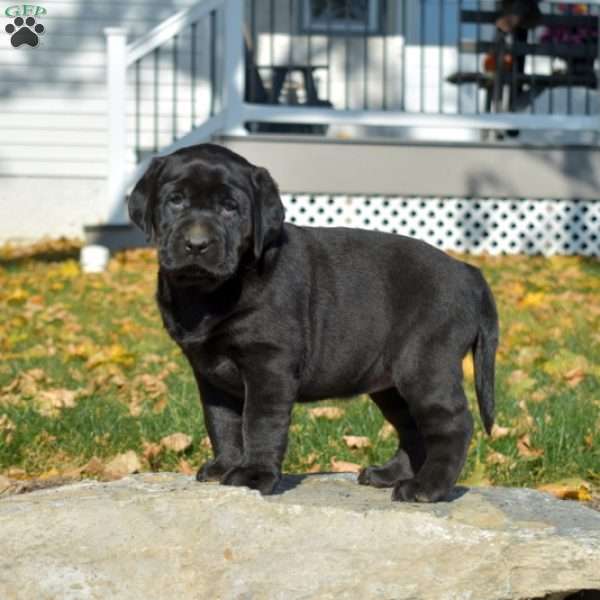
[1,239,599,500]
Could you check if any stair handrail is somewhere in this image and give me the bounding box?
[103,0,245,225]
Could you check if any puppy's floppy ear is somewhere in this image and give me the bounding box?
[128,157,165,242]
[251,166,285,259]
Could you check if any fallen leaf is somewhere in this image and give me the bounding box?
[563,366,586,387]
[37,388,79,416]
[530,389,548,404]
[538,480,592,502]
[7,467,26,479]
[516,434,544,459]
[200,436,212,450]
[342,435,372,449]
[301,452,319,467]
[81,456,105,478]
[103,450,141,480]
[519,291,545,308]
[178,459,195,476]
[377,422,396,440]
[308,407,345,420]
[330,458,361,473]
[490,424,513,440]
[160,432,192,453]
[142,441,163,463]
[486,451,509,466]
[0,475,13,495]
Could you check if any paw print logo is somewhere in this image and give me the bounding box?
[5,16,45,48]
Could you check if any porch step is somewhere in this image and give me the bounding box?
[84,224,149,252]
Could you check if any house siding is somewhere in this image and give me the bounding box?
[0,0,202,179]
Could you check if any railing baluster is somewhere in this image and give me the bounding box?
[250,0,257,104]
[382,0,388,111]
[363,0,368,109]
[154,46,159,153]
[172,34,178,142]
[456,0,462,115]
[191,22,197,128]
[345,0,350,110]
[401,0,406,111]
[420,0,425,113]
[439,0,444,114]
[270,0,275,102]
[210,10,217,116]
[327,0,332,103]
[135,58,141,162]
[476,0,481,115]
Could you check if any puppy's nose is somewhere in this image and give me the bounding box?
[183,228,214,255]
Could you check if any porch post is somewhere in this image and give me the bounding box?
[223,0,246,134]
[104,27,129,224]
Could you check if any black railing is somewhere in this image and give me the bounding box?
[245,0,600,119]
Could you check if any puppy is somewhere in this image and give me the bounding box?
[128,143,499,502]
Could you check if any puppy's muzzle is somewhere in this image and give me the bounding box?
[183,224,215,256]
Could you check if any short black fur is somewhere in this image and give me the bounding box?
[129,143,499,502]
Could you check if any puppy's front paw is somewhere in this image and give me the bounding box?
[221,465,280,495]
[196,458,237,482]
[392,479,446,503]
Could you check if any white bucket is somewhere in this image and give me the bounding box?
[80,245,110,273]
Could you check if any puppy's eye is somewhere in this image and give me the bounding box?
[222,199,238,213]
[169,193,184,206]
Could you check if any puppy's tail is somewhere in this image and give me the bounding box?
[472,276,499,435]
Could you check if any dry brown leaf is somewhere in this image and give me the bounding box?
[133,374,167,399]
[486,451,509,466]
[308,406,345,420]
[530,389,548,404]
[200,436,212,450]
[0,475,12,495]
[37,388,79,416]
[538,481,592,502]
[178,459,195,476]
[301,451,319,467]
[81,456,105,478]
[564,366,586,387]
[490,424,513,440]
[584,433,594,449]
[160,432,192,453]
[377,421,396,440]
[103,450,141,480]
[516,434,544,459]
[142,441,163,463]
[7,467,26,479]
[330,458,361,473]
[306,463,321,473]
[342,435,372,449]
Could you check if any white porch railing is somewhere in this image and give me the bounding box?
[104,0,600,225]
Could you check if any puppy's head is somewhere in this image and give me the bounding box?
[128,144,284,291]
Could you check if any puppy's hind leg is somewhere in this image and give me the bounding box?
[391,359,473,503]
[358,388,426,488]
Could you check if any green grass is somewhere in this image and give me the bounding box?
[0,241,598,491]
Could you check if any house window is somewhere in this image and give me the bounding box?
[302,0,381,34]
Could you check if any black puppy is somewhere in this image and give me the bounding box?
[129,144,499,502]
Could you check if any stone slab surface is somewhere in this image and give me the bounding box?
[1,472,599,600]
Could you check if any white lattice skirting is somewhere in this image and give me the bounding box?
[282,195,600,257]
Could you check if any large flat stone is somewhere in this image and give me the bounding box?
[1,472,599,599]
